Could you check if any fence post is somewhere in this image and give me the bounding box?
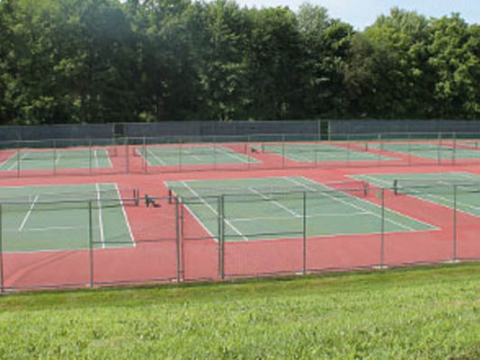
[213,141,217,170]
[380,188,385,268]
[88,139,93,175]
[303,191,307,275]
[453,185,457,261]
[53,140,57,175]
[125,138,130,174]
[179,139,183,173]
[317,119,321,142]
[180,202,185,281]
[407,133,412,165]
[175,197,182,282]
[437,132,441,165]
[347,134,351,164]
[0,204,4,293]
[88,201,94,288]
[16,142,20,178]
[143,136,148,173]
[452,132,457,166]
[217,196,225,280]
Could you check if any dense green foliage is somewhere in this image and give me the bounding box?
[1,0,480,124]
[2,264,480,358]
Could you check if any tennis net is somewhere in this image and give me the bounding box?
[15,147,118,161]
[393,179,480,195]
[134,145,240,157]
[168,180,369,204]
[0,188,140,207]
[378,142,455,152]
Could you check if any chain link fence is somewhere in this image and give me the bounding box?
[0,182,479,291]
[1,132,480,177]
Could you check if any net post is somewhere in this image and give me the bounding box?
[175,197,182,282]
[380,188,385,268]
[302,191,307,275]
[88,200,94,288]
[453,184,457,261]
[0,204,4,293]
[393,179,398,195]
[281,136,286,169]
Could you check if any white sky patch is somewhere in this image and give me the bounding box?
[218,0,480,30]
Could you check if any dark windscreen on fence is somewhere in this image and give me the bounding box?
[122,121,322,138]
[0,124,115,141]
[329,120,480,136]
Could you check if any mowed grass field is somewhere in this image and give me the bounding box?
[1,264,480,359]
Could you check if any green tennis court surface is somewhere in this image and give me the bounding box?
[369,142,480,159]
[135,145,258,166]
[352,172,480,217]
[0,183,134,253]
[167,177,434,241]
[256,143,396,162]
[0,149,113,171]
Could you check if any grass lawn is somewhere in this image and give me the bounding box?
[2,263,480,359]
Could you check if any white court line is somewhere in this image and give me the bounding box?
[55,153,62,165]
[231,212,368,222]
[182,181,249,241]
[0,152,18,170]
[248,187,301,218]
[94,149,100,168]
[355,174,393,188]
[146,147,166,165]
[95,183,105,248]
[105,149,113,168]
[7,151,29,171]
[345,174,450,227]
[216,146,249,163]
[285,177,416,231]
[114,183,136,247]
[19,195,39,232]
[355,173,480,212]
[5,226,85,232]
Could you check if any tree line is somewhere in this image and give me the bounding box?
[1,0,479,125]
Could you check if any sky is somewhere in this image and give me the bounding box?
[229,0,480,29]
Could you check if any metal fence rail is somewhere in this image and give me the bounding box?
[1,132,480,177]
[0,183,478,292]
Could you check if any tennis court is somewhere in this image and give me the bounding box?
[369,142,480,159]
[167,176,434,241]
[256,143,396,162]
[0,183,135,253]
[352,172,480,217]
[0,148,113,171]
[135,145,257,166]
